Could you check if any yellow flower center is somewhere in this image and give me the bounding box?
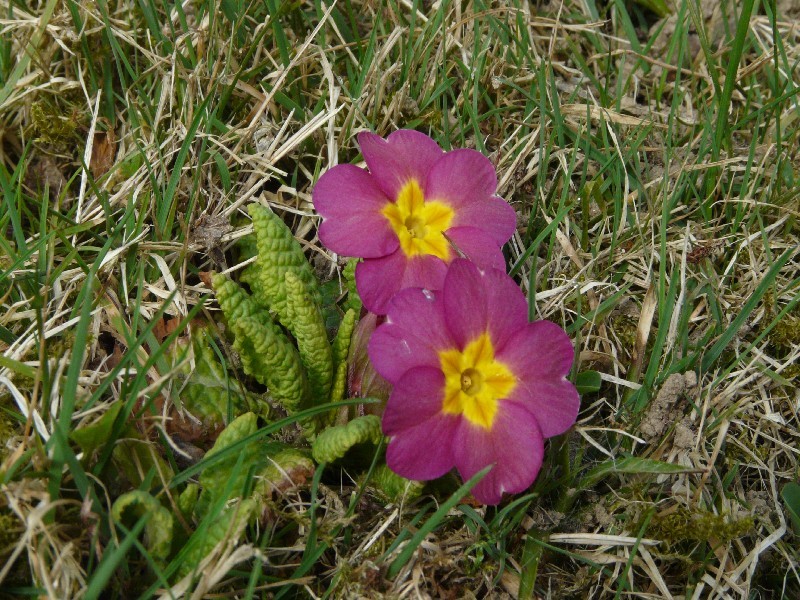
[439,333,517,430]
[381,179,454,260]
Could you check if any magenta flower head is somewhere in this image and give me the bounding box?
[313,130,516,314]
[367,259,580,505]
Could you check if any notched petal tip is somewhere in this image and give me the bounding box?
[357,129,445,200]
[443,259,489,347]
[356,130,384,149]
[424,148,499,210]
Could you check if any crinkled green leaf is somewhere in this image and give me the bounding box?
[326,310,356,424]
[329,361,347,406]
[369,464,423,503]
[241,203,321,319]
[111,490,175,563]
[236,229,258,263]
[178,483,200,522]
[342,259,362,314]
[234,316,309,412]
[112,431,174,491]
[71,402,124,457]
[319,277,346,331]
[195,413,313,519]
[213,272,270,324]
[312,414,383,464]
[171,327,254,428]
[284,271,332,405]
[332,308,356,370]
[213,274,309,414]
[178,498,256,578]
[195,412,261,518]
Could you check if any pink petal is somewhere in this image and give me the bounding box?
[446,226,507,271]
[442,259,489,348]
[452,195,517,245]
[382,366,446,434]
[453,402,545,505]
[483,267,530,351]
[497,320,574,380]
[368,288,453,383]
[508,379,580,439]
[401,254,448,290]
[355,251,407,315]
[356,251,449,315]
[424,149,498,210]
[358,130,444,200]
[386,418,458,481]
[497,321,580,438]
[314,164,399,258]
[384,367,459,480]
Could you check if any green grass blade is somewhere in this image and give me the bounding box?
[0,0,59,107]
[83,516,148,600]
[700,246,796,372]
[386,465,492,579]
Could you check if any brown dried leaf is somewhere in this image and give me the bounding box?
[152,316,184,345]
[630,284,657,382]
[267,459,314,497]
[198,271,214,287]
[167,411,224,448]
[91,127,116,179]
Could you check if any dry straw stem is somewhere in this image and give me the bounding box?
[1,0,799,597]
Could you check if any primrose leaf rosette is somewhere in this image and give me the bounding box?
[313,130,517,314]
[368,259,580,505]
[212,203,354,435]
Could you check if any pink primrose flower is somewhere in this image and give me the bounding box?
[367,259,580,505]
[313,130,516,314]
